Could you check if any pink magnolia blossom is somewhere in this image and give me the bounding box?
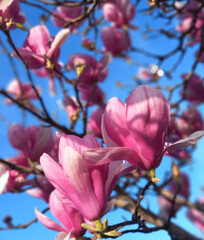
[68,53,109,84]
[78,83,105,105]
[84,85,170,171]
[0,0,25,30]
[165,146,191,162]
[181,73,204,103]
[36,189,86,239]
[0,155,31,193]
[68,53,109,104]
[186,198,204,234]
[52,6,83,31]
[83,86,204,172]
[40,134,122,221]
[16,26,70,69]
[176,17,193,33]
[8,124,55,162]
[88,105,106,138]
[176,0,203,45]
[172,107,203,138]
[82,38,95,51]
[102,0,135,28]
[101,27,130,56]
[138,67,152,80]
[5,79,41,104]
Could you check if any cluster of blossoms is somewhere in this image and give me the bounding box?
[0,0,25,30]
[0,124,57,202]
[101,0,136,56]
[38,85,204,238]
[166,73,204,163]
[2,84,203,239]
[176,0,204,62]
[176,0,203,45]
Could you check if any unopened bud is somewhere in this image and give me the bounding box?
[148,0,157,6]
[172,162,180,180]
[3,215,12,224]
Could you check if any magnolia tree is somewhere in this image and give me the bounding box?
[0,0,204,239]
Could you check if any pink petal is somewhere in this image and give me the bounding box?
[0,0,13,10]
[88,164,108,211]
[59,134,83,163]
[61,147,101,220]
[16,49,45,69]
[47,28,70,59]
[105,161,122,198]
[104,199,115,215]
[56,232,70,240]
[101,27,130,55]
[80,135,102,153]
[8,124,31,156]
[103,3,119,23]
[25,25,50,56]
[35,208,66,232]
[49,190,85,238]
[0,171,9,194]
[83,147,145,169]
[26,188,50,203]
[40,153,75,197]
[31,128,54,161]
[119,161,136,177]
[59,134,101,162]
[166,131,204,152]
[126,85,170,169]
[102,97,137,148]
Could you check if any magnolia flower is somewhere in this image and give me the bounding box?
[165,146,191,162]
[78,83,105,105]
[68,53,109,84]
[52,5,83,31]
[83,85,204,172]
[84,85,169,170]
[102,0,135,28]
[0,155,31,193]
[101,27,130,56]
[82,38,95,51]
[176,0,203,45]
[68,53,109,104]
[172,107,203,139]
[8,124,55,162]
[181,73,204,104]
[0,0,25,30]
[16,26,70,69]
[40,134,123,221]
[36,189,86,239]
[5,79,41,104]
